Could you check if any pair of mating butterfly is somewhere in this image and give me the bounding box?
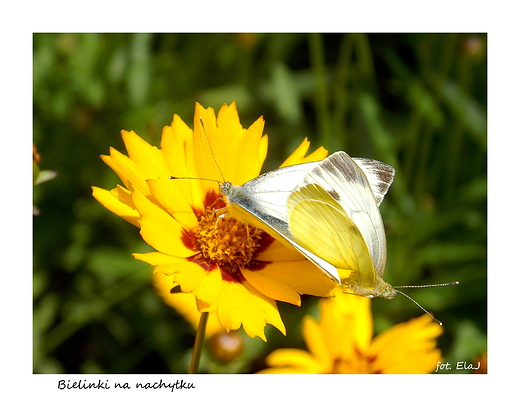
[172,126,457,325]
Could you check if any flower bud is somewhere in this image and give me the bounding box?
[208,331,244,364]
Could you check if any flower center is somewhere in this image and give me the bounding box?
[330,348,378,373]
[196,206,263,270]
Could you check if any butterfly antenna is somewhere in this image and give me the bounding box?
[392,282,459,326]
[394,281,459,290]
[199,117,226,182]
[393,289,443,325]
[168,175,223,185]
[169,117,228,185]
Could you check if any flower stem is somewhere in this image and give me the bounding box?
[188,311,209,374]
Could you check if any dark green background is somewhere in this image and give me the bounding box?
[33,33,486,373]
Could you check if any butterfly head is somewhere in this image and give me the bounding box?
[341,274,397,300]
[378,285,398,300]
[219,181,233,197]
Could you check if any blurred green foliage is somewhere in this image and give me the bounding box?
[33,33,486,374]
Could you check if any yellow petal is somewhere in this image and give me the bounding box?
[132,251,185,266]
[160,118,205,208]
[121,130,171,179]
[187,103,225,196]
[160,115,193,172]
[132,189,198,257]
[101,147,151,196]
[251,259,337,298]
[92,186,140,227]
[300,145,328,163]
[280,138,328,167]
[173,260,222,306]
[147,178,199,230]
[260,348,323,373]
[200,278,286,340]
[317,293,372,360]
[369,315,443,374]
[215,102,264,184]
[302,315,331,367]
[258,134,268,169]
[115,184,136,207]
[241,267,301,306]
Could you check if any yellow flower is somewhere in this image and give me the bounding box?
[92,102,338,341]
[258,288,443,373]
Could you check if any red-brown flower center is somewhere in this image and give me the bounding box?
[196,205,263,270]
[329,347,379,373]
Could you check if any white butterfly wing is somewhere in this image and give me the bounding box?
[222,160,320,231]
[352,157,395,206]
[224,155,393,227]
[301,151,392,278]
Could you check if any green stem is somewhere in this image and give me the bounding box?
[188,312,209,374]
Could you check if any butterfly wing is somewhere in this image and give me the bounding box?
[301,151,390,279]
[226,156,394,223]
[352,157,395,206]
[287,183,376,290]
[233,161,320,221]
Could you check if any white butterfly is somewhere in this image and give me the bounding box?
[220,151,396,299]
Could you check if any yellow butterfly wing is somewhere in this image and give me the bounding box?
[302,152,389,279]
[287,183,377,293]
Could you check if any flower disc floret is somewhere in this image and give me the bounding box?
[196,204,264,270]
